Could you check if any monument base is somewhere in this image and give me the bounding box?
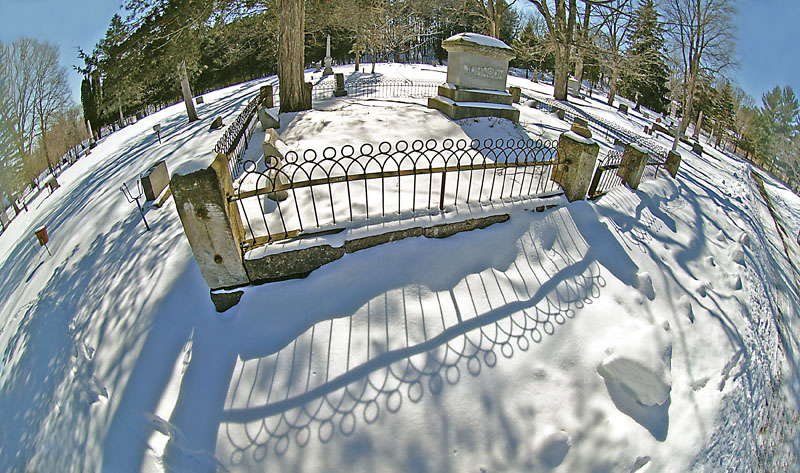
[427,96,520,122]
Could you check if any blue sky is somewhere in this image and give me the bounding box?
[0,0,798,107]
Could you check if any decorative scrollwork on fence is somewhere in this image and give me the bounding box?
[231,138,565,249]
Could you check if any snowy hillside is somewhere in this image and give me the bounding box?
[0,64,798,472]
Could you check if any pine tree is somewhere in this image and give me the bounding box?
[618,0,669,113]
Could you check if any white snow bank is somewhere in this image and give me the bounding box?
[597,323,673,406]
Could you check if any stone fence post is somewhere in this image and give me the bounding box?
[665,150,681,178]
[170,153,249,290]
[260,85,274,108]
[552,131,600,202]
[617,143,649,189]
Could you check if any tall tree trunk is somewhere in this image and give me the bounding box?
[355,52,360,72]
[279,0,309,113]
[606,71,619,106]
[573,54,584,93]
[553,44,570,101]
[118,96,125,127]
[178,60,199,122]
[693,109,703,139]
[672,70,697,151]
[42,131,56,184]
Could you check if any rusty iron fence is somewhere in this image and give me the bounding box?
[231,138,565,250]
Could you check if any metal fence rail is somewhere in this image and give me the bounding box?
[214,93,268,180]
[232,138,564,249]
[521,91,671,160]
[588,148,625,198]
[310,78,440,102]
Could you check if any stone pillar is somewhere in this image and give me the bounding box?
[322,34,334,76]
[170,153,249,289]
[617,143,649,189]
[552,131,600,202]
[665,150,681,178]
[260,85,274,108]
[509,86,521,103]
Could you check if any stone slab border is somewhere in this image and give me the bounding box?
[210,213,511,311]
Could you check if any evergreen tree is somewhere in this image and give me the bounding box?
[759,85,800,165]
[618,0,669,113]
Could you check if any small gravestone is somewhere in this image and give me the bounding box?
[196,96,204,104]
[209,116,224,130]
[0,209,9,228]
[509,86,521,103]
[568,77,582,97]
[692,142,704,155]
[333,73,348,97]
[141,160,170,202]
[554,109,565,121]
[571,117,591,139]
[258,107,280,129]
[45,177,59,193]
[618,103,628,115]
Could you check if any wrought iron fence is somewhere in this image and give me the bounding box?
[588,148,625,198]
[231,138,565,250]
[214,92,269,180]
[642,155,668,181]
[310,78,440,102]
[522,91,672,160]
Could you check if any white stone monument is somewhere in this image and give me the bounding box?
[322,35,334,76]
[427,33,519,123]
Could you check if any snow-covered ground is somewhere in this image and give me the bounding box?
[0,63,798,472]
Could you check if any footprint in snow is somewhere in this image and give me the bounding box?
[737,232,750,247]
[715,230,727,242]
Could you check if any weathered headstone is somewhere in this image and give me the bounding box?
[209,116,224,130]
[618,103,629,114]
[196,96,204,104]
[427,33,519,122]
[691,142,704,155]
[258,107,280,129]
[334,73,348,97]
[570,117,591,139]
[568,77,581,97]
[141,160,170,202]
[509,86,521,103]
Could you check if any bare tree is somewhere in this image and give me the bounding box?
[471,0,517,39]
[597,0,633,106]
[2,39,71,183]
[528,0,613,101]
[662,0,736,151]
